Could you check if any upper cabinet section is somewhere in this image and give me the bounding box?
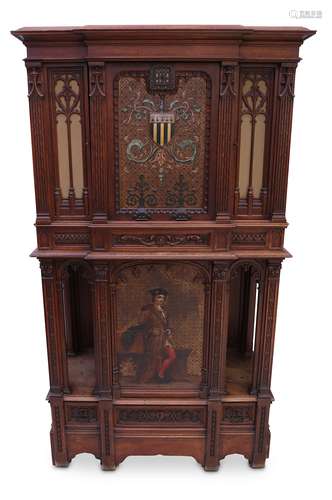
[12,25,315,226]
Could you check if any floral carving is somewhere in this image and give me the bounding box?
[113,233,208,247]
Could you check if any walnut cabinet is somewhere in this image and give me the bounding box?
[12,25,315,471]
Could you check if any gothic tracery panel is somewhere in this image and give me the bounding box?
[50,67,88,216]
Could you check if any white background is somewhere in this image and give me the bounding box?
[0,1,331,498]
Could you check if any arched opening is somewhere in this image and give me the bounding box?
[61,261,95,394]
[226,262,261,395]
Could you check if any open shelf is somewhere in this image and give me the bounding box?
[226,350,253,396]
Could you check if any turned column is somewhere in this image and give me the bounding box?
[205,262,231,471]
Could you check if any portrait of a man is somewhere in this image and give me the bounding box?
[121,288,177,383]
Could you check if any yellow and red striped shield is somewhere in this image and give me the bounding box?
[150,112,175,146]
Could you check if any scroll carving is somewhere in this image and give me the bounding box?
[27,65,44,98]
[113,233,209,246]
[89,64,106,98]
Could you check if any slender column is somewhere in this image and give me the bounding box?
[26,62,52,223]
[205,262,231,471]
[40,260,67,394]
[89,63,109,222]
[258,260,282,393]
[216,63,238,220]
[209,262,231,397]
[270,63,297,221]
[250,260,281,467]
[91,262,112,396]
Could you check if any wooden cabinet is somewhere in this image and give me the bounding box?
[12,25,315,471]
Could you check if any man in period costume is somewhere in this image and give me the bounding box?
[122,288,176,383]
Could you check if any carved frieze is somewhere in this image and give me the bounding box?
[117,407,205,425]
[112,233,209,247]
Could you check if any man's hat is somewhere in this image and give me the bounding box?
[149,287,168,298]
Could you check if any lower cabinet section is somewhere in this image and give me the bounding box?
[49,398,271,471]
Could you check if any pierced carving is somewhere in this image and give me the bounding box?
[149,64,176,91]
[115,70,211,216]
[40,261,54,278]
[222,405,254,424]
[27,65,44,98]
[117,408,204,425]
[54,233,90,245]
[89,64,106,97]
[68,406,98,424]
[232,232,266,244]
[113,233,209,247]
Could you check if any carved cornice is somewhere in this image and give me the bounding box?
[68,406,98,424]
[54,232,90,245]
[232,232,266,244]
[222,405,254,424]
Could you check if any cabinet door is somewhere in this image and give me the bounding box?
[109,62,219,221]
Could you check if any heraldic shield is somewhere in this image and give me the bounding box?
[150,112,175,146]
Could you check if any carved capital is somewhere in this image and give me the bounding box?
[26,63,44,98]
[267,262,282,279]
[93,263,109,281]
[212,262,230,281]
[40,260,54,278]
[278,64,296,98]
[220,63,237,97]
[89,63,106,97]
